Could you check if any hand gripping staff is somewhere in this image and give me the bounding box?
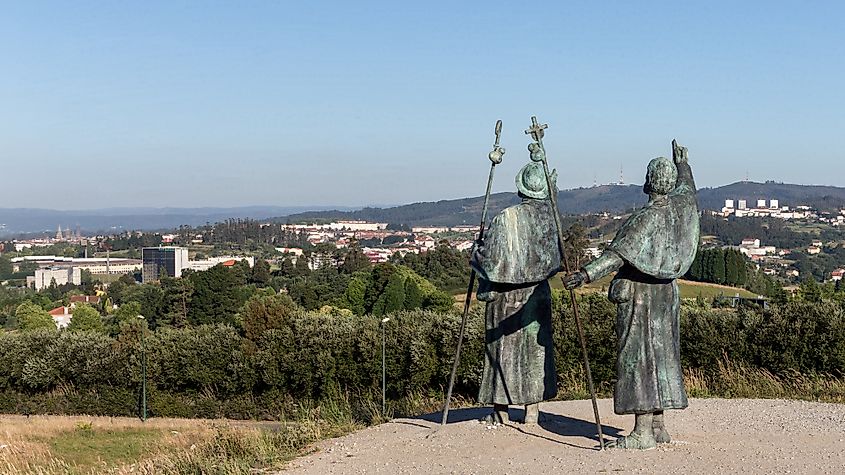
[440,120,505,426]
[525,116,605,450]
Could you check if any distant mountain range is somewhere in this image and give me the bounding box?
[282,181,845,227]
[3,181,845,236]
[0,206,357,237]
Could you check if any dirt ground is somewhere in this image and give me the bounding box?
[285,398,845,474]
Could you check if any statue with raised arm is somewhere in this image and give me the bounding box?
[470,146,561,425]
[563,140,700,449]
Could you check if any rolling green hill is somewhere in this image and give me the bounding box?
[282,181,845,227]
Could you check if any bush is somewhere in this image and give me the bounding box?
[2,296,845,418]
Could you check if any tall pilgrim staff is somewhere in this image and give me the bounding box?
[525,116,605,450]
[440,120,505,426]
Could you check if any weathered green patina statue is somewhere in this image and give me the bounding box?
[470,147,561,425]
[564,140,700,449]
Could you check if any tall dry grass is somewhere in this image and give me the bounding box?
[3,364,844,474]
[0,412,359,475]
[553,362,845,404]
[684,360,845,403]
[0,415,215,474]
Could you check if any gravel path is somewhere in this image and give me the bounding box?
[285,398,845,474]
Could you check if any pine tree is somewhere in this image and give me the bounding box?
[251,259,272,286]
[161,277,194,328]
[712,249,726,284]
[800,277,822,302]
[737,252,748,286]
[381,273,406,315]
[343,277,368,316]
[687,249,703,281]
[702,249,715,283]
[724,249,739,286]
[340,247,371,274]
[277,257,295,278]
[294,256,311,278]
[403,278,423,310]
[365,263,396,313]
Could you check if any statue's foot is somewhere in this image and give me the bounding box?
[523,404,539,425]
[653,427,671,444]
[482,405,509,425]
[608,432,657,450]
[481,412,500,424]
[652,412,670,443]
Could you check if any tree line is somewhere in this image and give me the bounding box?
[685,248,748,287]
[2,291,845,419]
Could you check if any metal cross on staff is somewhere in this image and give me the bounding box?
[525,117,547,142]
[525,115,605,450]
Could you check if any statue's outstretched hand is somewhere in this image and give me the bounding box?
[672,139,688,163]
[563,271,587,290]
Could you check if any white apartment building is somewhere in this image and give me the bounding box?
[187,256,255,272]
[27,267,82,290]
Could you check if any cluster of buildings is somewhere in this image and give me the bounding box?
[16,256,143,290]
[410,225,479,234]
[719,199,845,225]
[140,247,254,282]
[721,199,803,219]
[5,242,256,288]
[9,225,99,253]
[731,236,845,280]
[733,238,798,278]
[281,220,390,246]
[275,220,477,268]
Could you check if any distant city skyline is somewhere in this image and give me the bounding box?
[2,1,843,209]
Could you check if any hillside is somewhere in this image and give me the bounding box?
[283,181,845,227]
[4,181,845,234]
[283,185,647,227]
[697,181,845,211]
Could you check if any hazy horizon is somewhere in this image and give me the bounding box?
[2,1,843,209]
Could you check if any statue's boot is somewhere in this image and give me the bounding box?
[482,404,509,424]
[653,411,671,444]
[609,413,657,450]
[608,432,657,450]
[523,403,539,425]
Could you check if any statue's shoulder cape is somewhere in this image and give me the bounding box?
[471,200,561,284]
[609,189,699,279]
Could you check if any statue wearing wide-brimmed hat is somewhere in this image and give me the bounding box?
[470,145,562,424]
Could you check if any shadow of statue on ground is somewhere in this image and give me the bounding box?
[415,406,624,448]
[418,407,491,424]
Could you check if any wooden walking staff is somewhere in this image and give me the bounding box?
[525,116,605,450]
[440,120,505,426]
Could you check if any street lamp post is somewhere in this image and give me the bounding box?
[137,315,147,422]
[381,317,390,417]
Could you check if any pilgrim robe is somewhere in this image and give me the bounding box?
[583,158,699,414]
[471,198,561,405]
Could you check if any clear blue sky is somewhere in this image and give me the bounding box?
[1,1,843,209]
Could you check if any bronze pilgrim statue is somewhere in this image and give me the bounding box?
[470,145,562,425]
[564,140,700,449]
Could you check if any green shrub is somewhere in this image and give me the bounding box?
[2,296,845,418]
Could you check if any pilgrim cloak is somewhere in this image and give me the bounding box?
[583,159,699,415]
[471,198,561,405]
